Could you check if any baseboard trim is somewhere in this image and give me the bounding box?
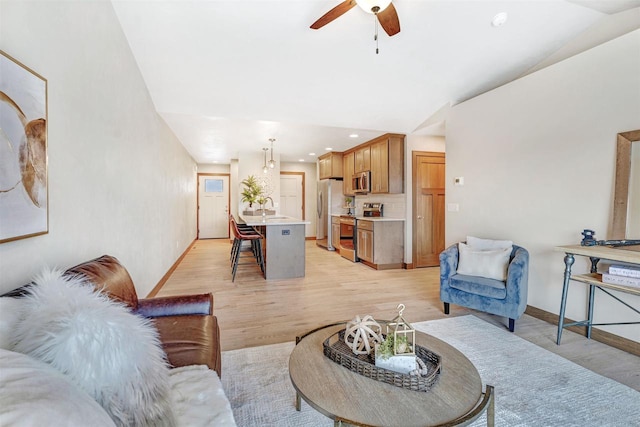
[525,305,640,356]
[146,238,196,298]
[403,263,415,269]
[306,236,316,241]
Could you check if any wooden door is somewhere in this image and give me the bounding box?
[412,152,445,267]
[198,174,229,239]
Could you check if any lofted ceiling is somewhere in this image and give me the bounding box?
[111,0,640,164]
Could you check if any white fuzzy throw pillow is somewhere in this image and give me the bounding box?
[11,269,175,427]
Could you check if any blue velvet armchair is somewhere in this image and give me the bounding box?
[439,243,529,332]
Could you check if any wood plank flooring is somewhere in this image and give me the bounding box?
[158,239,640,391]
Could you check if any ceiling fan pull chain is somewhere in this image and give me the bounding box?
[374,13,379,54]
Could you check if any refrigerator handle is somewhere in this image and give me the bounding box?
[317,192,323,218]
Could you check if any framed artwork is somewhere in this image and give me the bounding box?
[0,50,48,243]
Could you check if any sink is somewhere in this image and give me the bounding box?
[266,216,289,220]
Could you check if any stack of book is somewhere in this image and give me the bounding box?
[602,264,640,289]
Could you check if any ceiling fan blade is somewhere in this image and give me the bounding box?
[377,3,400,36]
[310,0,357,30]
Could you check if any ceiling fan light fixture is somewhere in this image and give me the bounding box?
[356,0,392,14]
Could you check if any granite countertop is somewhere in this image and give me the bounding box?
[240,213,310,226]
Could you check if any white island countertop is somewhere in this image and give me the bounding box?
[240,213,310,226]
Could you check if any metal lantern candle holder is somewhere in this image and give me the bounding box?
[386,304,415,356]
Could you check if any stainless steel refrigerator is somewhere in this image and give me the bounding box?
[316,179,344,250]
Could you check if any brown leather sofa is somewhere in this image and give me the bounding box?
[30,254,222,376]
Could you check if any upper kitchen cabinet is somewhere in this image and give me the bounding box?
[343,151,355,196]
[318,152,343,179]
[371,134,404,194]
[354,145,371,173]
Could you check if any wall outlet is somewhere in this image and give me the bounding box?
[448,203,460,212]
[454,177,464,186]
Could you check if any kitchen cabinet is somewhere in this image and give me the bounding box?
[354,146,370,173]
[356,220,374,263]
[331,216,341,252]
[343,151,355,196]
[318,152,343,179]
[356,219,404,269]
[371,135,404,194]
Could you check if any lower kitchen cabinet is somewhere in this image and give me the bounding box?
[331,216,341,252]
[356,219,404,269]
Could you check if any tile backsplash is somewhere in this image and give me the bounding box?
[354,193,406,218]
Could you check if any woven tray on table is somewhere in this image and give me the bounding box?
[322,329,441,392]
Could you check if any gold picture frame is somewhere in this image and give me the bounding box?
[0,50,48,243]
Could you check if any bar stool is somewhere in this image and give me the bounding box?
[229,215,265,282]
[229,215,262,263]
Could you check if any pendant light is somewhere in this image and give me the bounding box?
[262,147,269,174]
[268,138,276,169]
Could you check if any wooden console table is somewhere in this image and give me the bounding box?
[555,245,640,345]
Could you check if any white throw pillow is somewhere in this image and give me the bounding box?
[457,242,511,281]
[11,269,175,427]
[0,297,25,350]
[466,236,513,251]
[0,348,116,427]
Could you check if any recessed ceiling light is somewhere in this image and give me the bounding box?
[491,12,508,27]
[349,133,359,138]
[309,152,316,156]
[298,159,305,162]
[325,147,333,151]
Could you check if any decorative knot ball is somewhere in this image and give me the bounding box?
[344,315,382,355]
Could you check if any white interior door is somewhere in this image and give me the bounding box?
[198,174,229,239]
[280,173,303,220]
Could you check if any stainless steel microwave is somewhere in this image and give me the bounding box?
[353,171,370,194]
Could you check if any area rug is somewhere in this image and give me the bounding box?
[221,315,640,426]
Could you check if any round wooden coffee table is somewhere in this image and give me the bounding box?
[289,323,494,427]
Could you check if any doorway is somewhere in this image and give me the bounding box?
[280,172,305,220]
[412,152,445,267]
[198,173,230,239]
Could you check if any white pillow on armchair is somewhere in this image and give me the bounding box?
[457,242,511,281]
[466,236,513,251]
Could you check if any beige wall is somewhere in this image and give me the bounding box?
[0,1,197,297]
[446,30,640,342]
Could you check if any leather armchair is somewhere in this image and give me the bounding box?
[65,255,222,375]
[439,243,529,332]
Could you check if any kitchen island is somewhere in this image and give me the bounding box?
[240,214,310,280]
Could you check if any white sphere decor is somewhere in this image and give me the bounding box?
[344,315,383,355]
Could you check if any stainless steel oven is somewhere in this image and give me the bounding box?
[339,216,357,262]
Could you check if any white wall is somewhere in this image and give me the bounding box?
[0,1,197,297]
[446,30,640,342]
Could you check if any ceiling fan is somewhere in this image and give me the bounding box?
[310,0,400,37]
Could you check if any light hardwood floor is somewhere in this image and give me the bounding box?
[158,239,640,391]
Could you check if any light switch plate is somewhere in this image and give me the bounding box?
[454,177,464,186]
